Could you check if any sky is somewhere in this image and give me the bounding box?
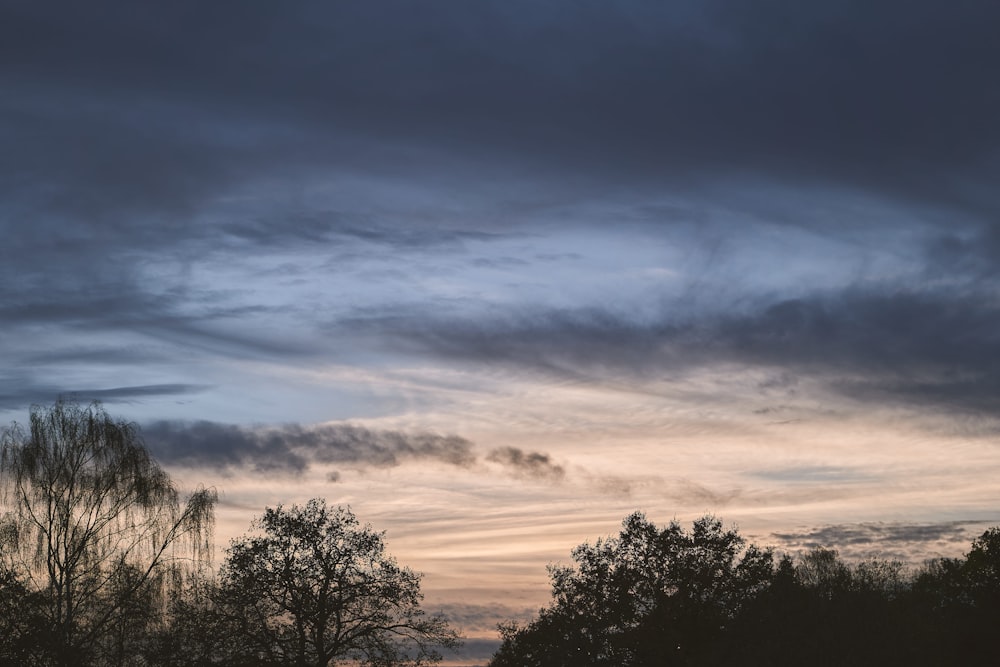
[3,1,1000,661]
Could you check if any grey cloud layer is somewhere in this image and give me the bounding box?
[143,421,477,474]
[4,0,999,226]
[143,420,563,483]
[773,522,979,548]
[770,521,994,563]
[4,1,1000,423]
[758,521,989,566]
[0,382,208,412]
[485,446,565,481]
[345,287,1000,415]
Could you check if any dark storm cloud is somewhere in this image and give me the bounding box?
[3,0,999,225]
[4,0,997,264]
[143,420,477,474]
[486,446,565,481]
[344,287,1000,414]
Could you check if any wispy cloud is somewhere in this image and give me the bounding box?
[0,382,209,412]
[486,447,565,481]
[749,465,875,484]
[770,521,994,562]
[773,522,979,548]
[341,287,1000,417]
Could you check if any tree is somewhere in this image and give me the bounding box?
[795,548,852,597]
[962,526,1000,605]
[143,578,247,667]
[907,527,1000,663]
[0,401,216,666]
[491,513,774,667]
[213,498,460,667]
[0,565,49,666]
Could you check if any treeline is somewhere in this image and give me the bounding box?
[489,513,1000,666]
[0,402,458,667]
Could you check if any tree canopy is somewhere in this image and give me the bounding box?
[490,514,1000,667]
[160,499,460,667]
[0,401,216,666]
[490,512,774,667]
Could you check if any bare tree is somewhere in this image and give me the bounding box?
[216,498,460,667]
[0,401,216,666]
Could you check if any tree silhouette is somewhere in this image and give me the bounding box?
[0,401,216,666]
[0,565,49,666]
[908,527,1000,663]
[491,513,773,666]
[490,515,1000,666]
[210,498,460,667]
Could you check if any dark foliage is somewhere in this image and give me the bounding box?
[149,499,460,667]
[490,515,1000,667]
[0,566,50,666]
[490,513,774,667]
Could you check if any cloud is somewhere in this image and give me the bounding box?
[143,420,477,475]
[435,602,537,634]
[486,446,565,481]
[665,479,742,508]
[4,0,999,233]
[585,473,740,507]
[749,465,874,484]
[440,637,502,664]
[146,420,580,488]
[0,382,208,412]
[343,286,1000,416]
[773,522,977,548]
[589,474,646,498]
[770,521,995,562]
[62,384,210,402]
[429,602,539,661]
[5,1,1000,427]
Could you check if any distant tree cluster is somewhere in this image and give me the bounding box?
[0,402,459,667]
[489,513,1000,666]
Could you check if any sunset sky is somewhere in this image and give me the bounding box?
[3,1,1000,661]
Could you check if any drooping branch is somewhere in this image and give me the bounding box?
[0,401,217,666]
